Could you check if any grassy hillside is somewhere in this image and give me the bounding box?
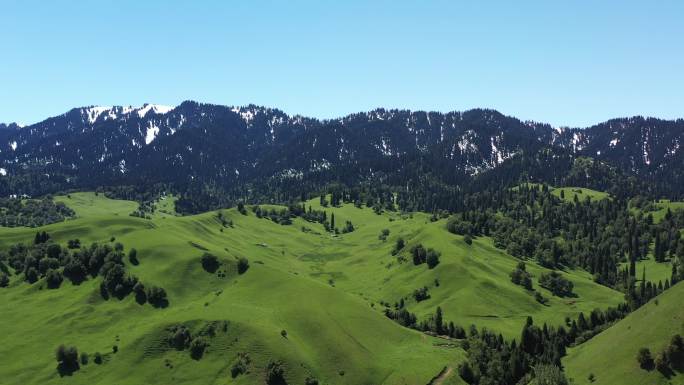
[551,187,610,202]
[564,282,684,385]
[651,200,684,223]
[620,257,673,285]
[0,192,624,385]
[514,184,611,203]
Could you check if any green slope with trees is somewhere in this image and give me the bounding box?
[564,282,684,385]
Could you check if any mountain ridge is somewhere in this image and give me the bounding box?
[1,101,683,202]
[3,101,683,130]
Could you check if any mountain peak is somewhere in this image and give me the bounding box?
[77,104,175,125]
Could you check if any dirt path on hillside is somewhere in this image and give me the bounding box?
[430,366,453,385]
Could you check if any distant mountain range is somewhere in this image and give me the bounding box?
[1,101,683,199]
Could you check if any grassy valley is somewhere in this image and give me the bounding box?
[0,191,632,385]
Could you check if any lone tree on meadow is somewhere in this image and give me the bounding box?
[201,252,219,273]
[55,344,79,375]
[147,286,168,308]
[128,248,139,265]
[265,360,286,385]
[237,257,249,274]
[637,347,654,370]
[426,249,441,269]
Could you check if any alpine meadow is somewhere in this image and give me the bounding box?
[2,2,684,385]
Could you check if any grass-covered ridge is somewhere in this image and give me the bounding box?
[564,282,684,385]
[0,192,625,385]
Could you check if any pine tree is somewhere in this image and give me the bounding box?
[639,266,646,300]
[654,232,667,263]
[434,306,444,335]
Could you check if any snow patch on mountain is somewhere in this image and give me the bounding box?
[310,159,331,171]
[572,132,585,151]
[491,136,505,165]
[643,143,651,165]
[82,104,173,125]
[458,131,477,153]
[83,106,111,124]
[232,107,255,124]
[378,138,392,156]
[0,168,6,176]
[137,104,173,118]
[277,168,304,179]
[145,122,160,145]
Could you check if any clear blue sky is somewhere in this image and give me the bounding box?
[2,0,683,127]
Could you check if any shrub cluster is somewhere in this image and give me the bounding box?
[0,197,75,228]
[0,233,168,308]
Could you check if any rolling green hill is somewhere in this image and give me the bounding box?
[564,282,684,385]
[0,192,625,385]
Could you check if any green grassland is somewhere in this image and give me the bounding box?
[551,187,610,202]
[620,257,674,285]
[513,184,611,203]
[564,281,684,385]
[0,192,625,385]
[650,200,684,223]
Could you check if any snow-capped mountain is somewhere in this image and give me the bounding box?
[0,101,682,198]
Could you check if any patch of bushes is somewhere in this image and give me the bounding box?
[46,269,63,289]
[237,257,249,274]
[0,197,75,228]
[169,325,192,350]
[266,360,286,385]
[510,262,533,290]
[392,237,405,255]
[412,286,430,302]
[189,337,208,360]
[254,204,331,228]
[166,322,228,360]
[55,344,79,375]
[410,244,441,268]
[231,352,251,378]
[637,347,654,370]
[535,291,547,304]
[426,249,441,269]
[1,235,167,308]
[201,252,219,273]
[539,271,574,297]
[128,248,139,265]
[0,272,9,287]
[639,334,684,374]
[67,239,81,249]
[147,286,168,308]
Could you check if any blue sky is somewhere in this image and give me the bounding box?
[2,0,683,127]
